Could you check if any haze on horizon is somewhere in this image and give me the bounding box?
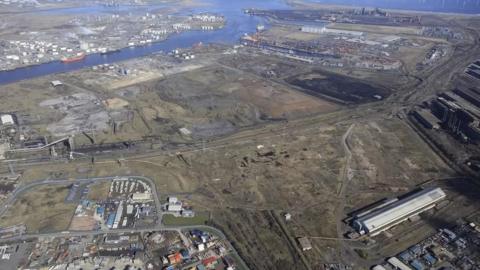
[306,0,480,13]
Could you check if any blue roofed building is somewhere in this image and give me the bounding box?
[410,259,425,270]
[106,213,116,228]
[399,251,413,262]
[408,245,422,256]
[81,199,90,207]
[96,206,105,217]
[422,253,437,266]
[180,249,190,259]
[190,229,204,237]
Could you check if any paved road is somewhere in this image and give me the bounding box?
[0,13,476,270]
[0,224,248,268]
[0,224,248,269]
[0,175,250,269]
[0,176,162,222]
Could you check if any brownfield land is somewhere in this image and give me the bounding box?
[6,112,455,268]
[0,185,75,233]
[0,6,480,270]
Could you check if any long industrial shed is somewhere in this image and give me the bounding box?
[352,187,446,236]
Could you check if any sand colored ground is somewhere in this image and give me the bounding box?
[0,185,75,233]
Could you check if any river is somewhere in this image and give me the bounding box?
[0,0,290,85]
[0,0,478,85]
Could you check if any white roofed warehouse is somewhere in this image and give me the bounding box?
[0,114,14,126]
[352,187,446,236]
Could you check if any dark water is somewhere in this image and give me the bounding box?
[305,0,480,14]
[0,0,289,85]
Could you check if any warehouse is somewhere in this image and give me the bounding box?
[0,114,14,126]
[387,257,412,270]
[301,26,364,36]
[352,187,446,236]
[412,109,440,129]
[131,192,152,202]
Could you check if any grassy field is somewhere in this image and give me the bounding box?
[3,98,455,268]
[0,185,75,233]
[162,212,209,226]
[87,181,110,201]
[328,22,422,35]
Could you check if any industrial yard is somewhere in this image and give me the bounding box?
[373,221,480,270]
[0,0,479,269]
[0,176,158,233]
[409,57,480,177]
[0,115,459,269]
[0,229,242,269]
[0,9,224,71]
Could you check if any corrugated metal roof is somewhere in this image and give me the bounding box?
[0,114,14,125]
[354,188,446,234]
[387,257,412,270]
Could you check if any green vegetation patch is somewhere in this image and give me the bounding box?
[162,212,209,226]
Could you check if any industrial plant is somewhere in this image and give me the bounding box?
[0,0,479,269]
[350,188,446,236]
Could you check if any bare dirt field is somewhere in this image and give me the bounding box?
[218,51,415,95]
[120,64,338,138]
[7,112,454,268]
[0,185,75,233]
[86,182,110,201]
[328,23,422,35]
[0,8,476,268]
[69,215,96,231]
[264,25,321,41]
[0,51,339,146]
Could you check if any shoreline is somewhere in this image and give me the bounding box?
[0,3,225,73]
[0,0,199,15]
[0,36,169,73]
[0,28,215,78]
[287,0,480,17]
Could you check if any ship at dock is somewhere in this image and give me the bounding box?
[61,53,86,63]
[100,49,121,55]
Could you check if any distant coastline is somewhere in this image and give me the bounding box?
[288,0,480,16]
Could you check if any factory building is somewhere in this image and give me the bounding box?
[431,96,480,142]
[112,202,123,229]
[131,192,152,202]
[453,87,480,108]
[387,257,412,270]
[166,196,184,212]
[50,80,63,87]
[106,213,116,228]
[411,109,440,129]
[0,114,14,126]
[352,187,446,236]
[301,26,364,36]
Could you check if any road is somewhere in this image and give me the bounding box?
[0,224,248,268]
[0,176,162,222]
[0,11,477,270]
[0,175,250,269]
[336,124,355,264]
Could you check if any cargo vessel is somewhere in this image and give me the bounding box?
[61,53,86,63]
[100,49,121,55]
